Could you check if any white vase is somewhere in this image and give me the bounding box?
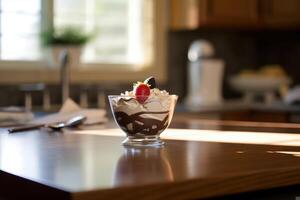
[46,45,82,68]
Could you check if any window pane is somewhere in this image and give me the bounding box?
[0,0,42,60]
[1,0,40,14]
[1,36,40,60]
[54,0,153,65]
[1,13,40,35]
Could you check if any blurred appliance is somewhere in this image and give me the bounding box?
[185,40,224,109]
[284,86,300,105]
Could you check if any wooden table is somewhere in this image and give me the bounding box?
[1,119,300,200]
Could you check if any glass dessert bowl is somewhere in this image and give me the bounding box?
[109,77,178,147]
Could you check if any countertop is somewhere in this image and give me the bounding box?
[1,120,300,199]
[178,100,300,113]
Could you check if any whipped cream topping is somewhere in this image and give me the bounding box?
[112,88,174,119]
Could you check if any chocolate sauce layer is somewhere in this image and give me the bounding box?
[114,111,169,136]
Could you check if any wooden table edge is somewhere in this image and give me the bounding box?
[71,166,300,200]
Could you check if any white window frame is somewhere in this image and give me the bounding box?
[0,0,168,84]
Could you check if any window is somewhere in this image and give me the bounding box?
[0,0,154,67]
[0,0,42,60]
[54,0,153,65]
[0,0,166,83]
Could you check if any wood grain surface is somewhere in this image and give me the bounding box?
[1,122,300,199]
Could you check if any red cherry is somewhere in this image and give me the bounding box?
[134,83,150,104]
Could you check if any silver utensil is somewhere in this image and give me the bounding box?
[8,115,87,133]
[47,115,87,131]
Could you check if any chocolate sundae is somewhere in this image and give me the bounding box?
[109,77,178,146]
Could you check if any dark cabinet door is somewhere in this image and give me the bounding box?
[200,0,258,26]
[260,0,300,27]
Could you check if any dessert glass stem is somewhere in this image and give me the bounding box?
[123,135,164,147]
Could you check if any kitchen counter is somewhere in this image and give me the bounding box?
[176,101,300,123]
[1,120,300,199]
[178,100,300,113]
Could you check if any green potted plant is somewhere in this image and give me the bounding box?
[41,27,91,68]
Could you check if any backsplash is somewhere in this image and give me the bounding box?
[257,30,300,84]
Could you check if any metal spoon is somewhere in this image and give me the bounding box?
[47,115,87,131]
[8,115,87,133]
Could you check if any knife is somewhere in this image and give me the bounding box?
[8,124,45,133]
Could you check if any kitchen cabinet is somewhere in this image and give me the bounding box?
[260,0,300,27]
[175,110,289,123]
[170,0,258,29]
[198,0,258,27]
[170,0,200,30]
[170,0,300,30]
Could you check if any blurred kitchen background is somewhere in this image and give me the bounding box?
[1,0,300,122]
